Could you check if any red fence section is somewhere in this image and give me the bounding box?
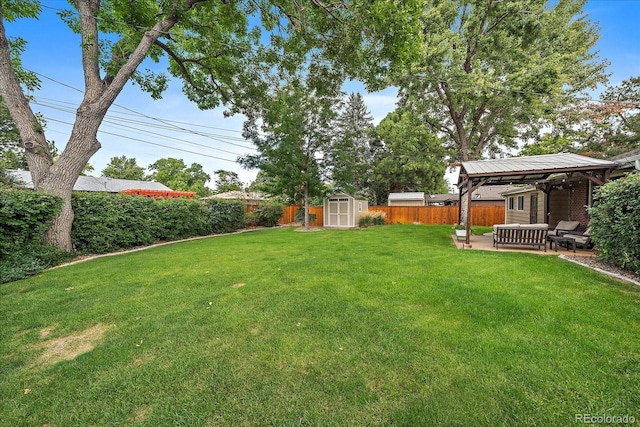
[120,189,197,199]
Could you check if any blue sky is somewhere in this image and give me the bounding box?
[5,1,640,188]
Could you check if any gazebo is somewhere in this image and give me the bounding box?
[456,153,617,244]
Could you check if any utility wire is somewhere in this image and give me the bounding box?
[44,117,238,163]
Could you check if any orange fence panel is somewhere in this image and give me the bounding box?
[278,205,505,227]
[278,206,324,226]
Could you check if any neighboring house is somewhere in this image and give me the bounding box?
[426,193,458,206]
[388,192,425,206]
[201,191,268,210]
[8,170,171,193]
[427,185,518,207]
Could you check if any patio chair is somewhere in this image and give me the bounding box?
[548,220,580,237]
[564,228,593,252]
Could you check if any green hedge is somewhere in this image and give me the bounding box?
[252,201,284,227]
[71,193,246,254]
[2,191,250,280]
[588,172,640,274]
[205,199,246,234]
[71,193,158,253]
[0,189,70,284]
[154,197,212,241]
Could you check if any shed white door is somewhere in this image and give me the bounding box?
[328,197,351,226]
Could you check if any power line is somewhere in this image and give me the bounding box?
[30,71,257,151]
[44,117,239,163]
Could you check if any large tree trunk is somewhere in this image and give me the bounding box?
[303,181,310,231]
[36,129,101,251]
[0,2,182,251]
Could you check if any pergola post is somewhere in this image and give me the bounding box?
[465,179,472,244]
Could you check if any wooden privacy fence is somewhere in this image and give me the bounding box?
[278,205,505,227]
[279,205,325,226]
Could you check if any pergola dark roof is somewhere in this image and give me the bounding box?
[457,153,616,194]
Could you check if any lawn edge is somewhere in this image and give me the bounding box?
[50,226,287,270]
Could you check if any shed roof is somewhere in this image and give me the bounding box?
[388,192,425,201]
[9,170,171,192]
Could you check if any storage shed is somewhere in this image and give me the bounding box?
[323,193,368,228]
[388,192,425,206]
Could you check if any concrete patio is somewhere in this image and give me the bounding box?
[452,233,596,256]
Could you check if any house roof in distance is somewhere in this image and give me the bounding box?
[9,170,171,192]
[201,191,267,201]
[608,148,640,170]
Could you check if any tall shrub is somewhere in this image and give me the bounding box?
[588,172,640,273]
[252,201,284,227]
[206,199,245,234]
[154,197,211,241]
[0,189,68,283]
[72,192,157,253]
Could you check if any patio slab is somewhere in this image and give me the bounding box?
[452,233,595,256]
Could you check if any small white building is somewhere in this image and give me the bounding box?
[323,192,368,228]
[388,192,425,206]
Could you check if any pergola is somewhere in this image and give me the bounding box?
[456,153,617,244]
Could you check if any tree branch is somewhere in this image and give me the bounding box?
[153,39,234,104]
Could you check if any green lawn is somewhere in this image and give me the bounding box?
[1,225,638,426]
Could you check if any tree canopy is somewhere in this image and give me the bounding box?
[240,79,338,228]
[371,110,448,204]
[521,76,640,158]
[102,155,146,180]
[326,92,376,198]
[0,0,423,250]
[396,0,608,162]
[213,169,243,193]
[147,157,211,197]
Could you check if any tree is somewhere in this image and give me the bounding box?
[102,155,146,180]
[0,96,22,169]
[327,92,376,198]
[0,0,423,251]
[370,110,448,204]
[240,80,339,229]
[213,169,243,193]
[396,0,608,163]
[147,157,211,197]
[1,97,57,170]
[521,76,640,158]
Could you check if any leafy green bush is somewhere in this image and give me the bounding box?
[358,211,387,228]
[0,189,70,283]
[294,207,316,224]
[0,189,62,256]
[588,172,640,273]
[72,192,158,253]
[253,201,284,227]
[205,198,246,234]
[155,197,212,240]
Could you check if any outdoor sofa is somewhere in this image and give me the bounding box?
[493,223,549,251]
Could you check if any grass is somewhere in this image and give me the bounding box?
[1,225,639,426]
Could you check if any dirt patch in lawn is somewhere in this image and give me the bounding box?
[34,323,115,367]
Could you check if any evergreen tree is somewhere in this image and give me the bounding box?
[328,92,376,198]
